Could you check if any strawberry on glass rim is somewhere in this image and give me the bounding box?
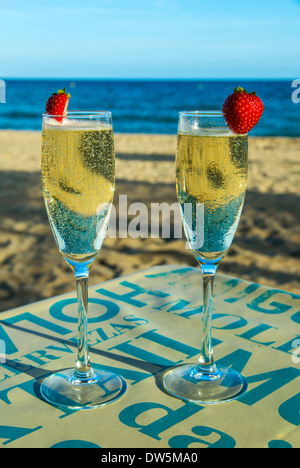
[222,86,264,134]
[45,87,71,122]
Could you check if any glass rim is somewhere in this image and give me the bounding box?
[179,110,224,116]
[42,110,112,118]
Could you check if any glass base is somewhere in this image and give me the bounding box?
[162,364,247,405]
[40,368,127,410]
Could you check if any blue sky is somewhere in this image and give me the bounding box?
[1,0,300,79]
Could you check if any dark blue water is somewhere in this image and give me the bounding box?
[0,79,299,136]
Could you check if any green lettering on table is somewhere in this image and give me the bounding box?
[119,401,203,440]
[0,323,18,355]
[0,378,76,418]
[93,362,153,386]
[0,424,43,446]
[273,335,300,354]
[247,291,293,315]
[212,313,247,330]
[96,282,149,307]
[0,379,39,405]
[96,280,169,308]
[224,282,260,303]
[50,440,101,448]
[110,328,202,370]
[290,309,300,324]
[144,267,192,278]
[90,327,117,343]
[278,392,300,426]
[110,339,180,368]
[21,342,74,366]
[237,323,278,346]
[168,425,236,448]
[0,313,71,355]
[216,278,241,295]
[46,342,74,355]
[23,349,62,366]
[268,439,293,448]
[49,297,120,323]
[0,359,35,377]
[217,348,252,373]
[239,367,300,406]
[139,329,202,358]
[109,322,136,335]
[153,299,202,319]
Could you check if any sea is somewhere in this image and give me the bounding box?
[0,79,299,136]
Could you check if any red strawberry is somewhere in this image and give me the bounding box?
[45,87,71,122]
[222,86,264,134]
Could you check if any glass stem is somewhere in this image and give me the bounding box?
[197,263,218,375]
[74,274,94,381]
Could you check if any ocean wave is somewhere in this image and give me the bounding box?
[2,110,40,119]
[0,79,299,136]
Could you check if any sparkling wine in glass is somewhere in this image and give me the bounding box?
[40,111,127,410]
[162,111,248,404]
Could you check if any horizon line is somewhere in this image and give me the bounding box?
[0,77,296,81]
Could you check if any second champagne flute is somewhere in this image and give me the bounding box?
[162,111,248,404]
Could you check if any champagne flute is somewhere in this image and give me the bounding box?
[162,111,248,404]
[40,111,127,410]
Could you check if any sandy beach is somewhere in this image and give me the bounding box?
[0,130,299,312]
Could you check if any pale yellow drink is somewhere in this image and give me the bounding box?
[41,119,115,267]
[176,131,248,261]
